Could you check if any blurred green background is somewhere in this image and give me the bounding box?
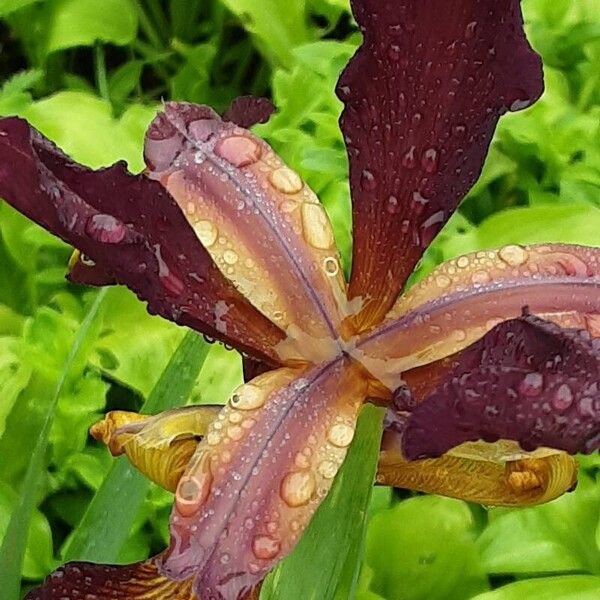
[0,0,599,598]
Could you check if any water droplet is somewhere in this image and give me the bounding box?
[194,220,218,247]
[452,328,466,342]
[510,99,532,112]
[465,21,478,39]
[323,257,339,277]
[175,473,212,517]
[295,452,311,469]
[386,195,399,214]
[227,425,244,441]
[85,214,126,244]
[411,191,429,211]
[230,384,265,410]
[421,148,439,173]
[457,256,470,268]
[499,245,528,267]
[215,135,261,167]
[223,249,239,265]
[360,169,377,191]
[435,274,451,288]
[411,112,423,127]
[80,254,95,267]
[402,146,416,169]
[301,203,334,249]
[219,553,230,565]
[338,85,351,99]
[519,372,544,397]
[453,124,466,136]
[317,460,337,479]
[207,431,221,445]
[327,423,354,448]
[419,210,444,247]
[471,270,491,285]
[553,384,573,411]
[252,535,280,560]
[388,44,401,61]
[269,167,303,194]
[188,119,218,142]
[280,470,316,507]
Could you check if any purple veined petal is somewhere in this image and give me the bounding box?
[338,0,544,327]
[144,102,351,363]
[160,360,368,599]
[0,116,285,365]
[353,244,600,391]
[400,314,600,460]
[223,96,276,129]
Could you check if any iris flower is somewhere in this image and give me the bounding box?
[0,1,598,599]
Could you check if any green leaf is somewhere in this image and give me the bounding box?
[471,575,600,600]
[45,0,138,54]
[358,496,489,600]
[0,288,107,600]
[62,329,209,563]
[0,0,41,17]
[261,404,384,600]
[478,472,600,576]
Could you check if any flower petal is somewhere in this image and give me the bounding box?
[399,315,600,460]
[338,0,543,326]
[144,102,350,363]
[0,116,284,364]
[223,96,276,129]
[90,406,221,493]
[24,557,197,600]
[377,435,577,507]
[160,361,368,599]
[354,244,600,390]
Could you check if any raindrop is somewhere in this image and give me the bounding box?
[80,254,95,267]
[465,21,478,39]
[215,135,261,167]
[499,244,528,267]
[85,214,126,244]
[552,384,573,411]
[519,372,544,397]
[402,146,417,169]
[301,203,334,250]
[411,112,423,127]
[317,460,338,479]
[327,423,355,447]
[230,384,265,410]
[360,169,377,191]
[194,220,218,247]
[419,210,444,247]
[435,274,451,288]
[323,257,339,277]
[252,535,281,560]
[471,270,491,285]
[421,148,439,173]
[387,195,399,214]
[269,166,304,194]
[223,249,239,265]
[387,44,401,61]
[280,470,316,507]
[175,474,212,517]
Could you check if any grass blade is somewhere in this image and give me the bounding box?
[261,403,385,600]
[0,288,108,600]
[62,328,209,563]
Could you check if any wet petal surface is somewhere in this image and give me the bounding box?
[160,361,368,599]
[338,0,543,326]
[355,244,600,389]
[145,103,349,363]
[0,117,285,364]
[399,315,600,459]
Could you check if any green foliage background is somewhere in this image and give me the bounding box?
[0,0,599,598]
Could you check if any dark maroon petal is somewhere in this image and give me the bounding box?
[0,117,285,364]
[242,356,274,383]
[68,251,118,286]
[401,315,600,460]
[223,96,276,128]
[24,557,196,599]
[339,0,544,326]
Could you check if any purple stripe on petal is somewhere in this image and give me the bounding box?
[339,0,544,326]
[401,315,600,460]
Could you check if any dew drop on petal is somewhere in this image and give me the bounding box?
[280,470,316,507]
[301,203,334,250]
[552,384,573,411]
[471,270,491,285]
[269,167,304,194]
[85,214,126,244]
[402,146,417,169]
[175,473,212,517]
[499,244,528,267]
[323,257,339,277]
[317,460,338,479]
[386,195,399,214]
[421,148,439,173]
[360,169,377,191]
[215,135,261,167]
[387,44,401,61]
[465,21,478,39]
[252,535,281,560]
[519,372,544,397]
[223,249,239,265]
[194,220,218,247]
[327,423,355,448]
[435,274,451,288]
[230,384,265,410]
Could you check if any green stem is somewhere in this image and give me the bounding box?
[134,2,163,49]
[94,43,109,101]
[145,0,171,43]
